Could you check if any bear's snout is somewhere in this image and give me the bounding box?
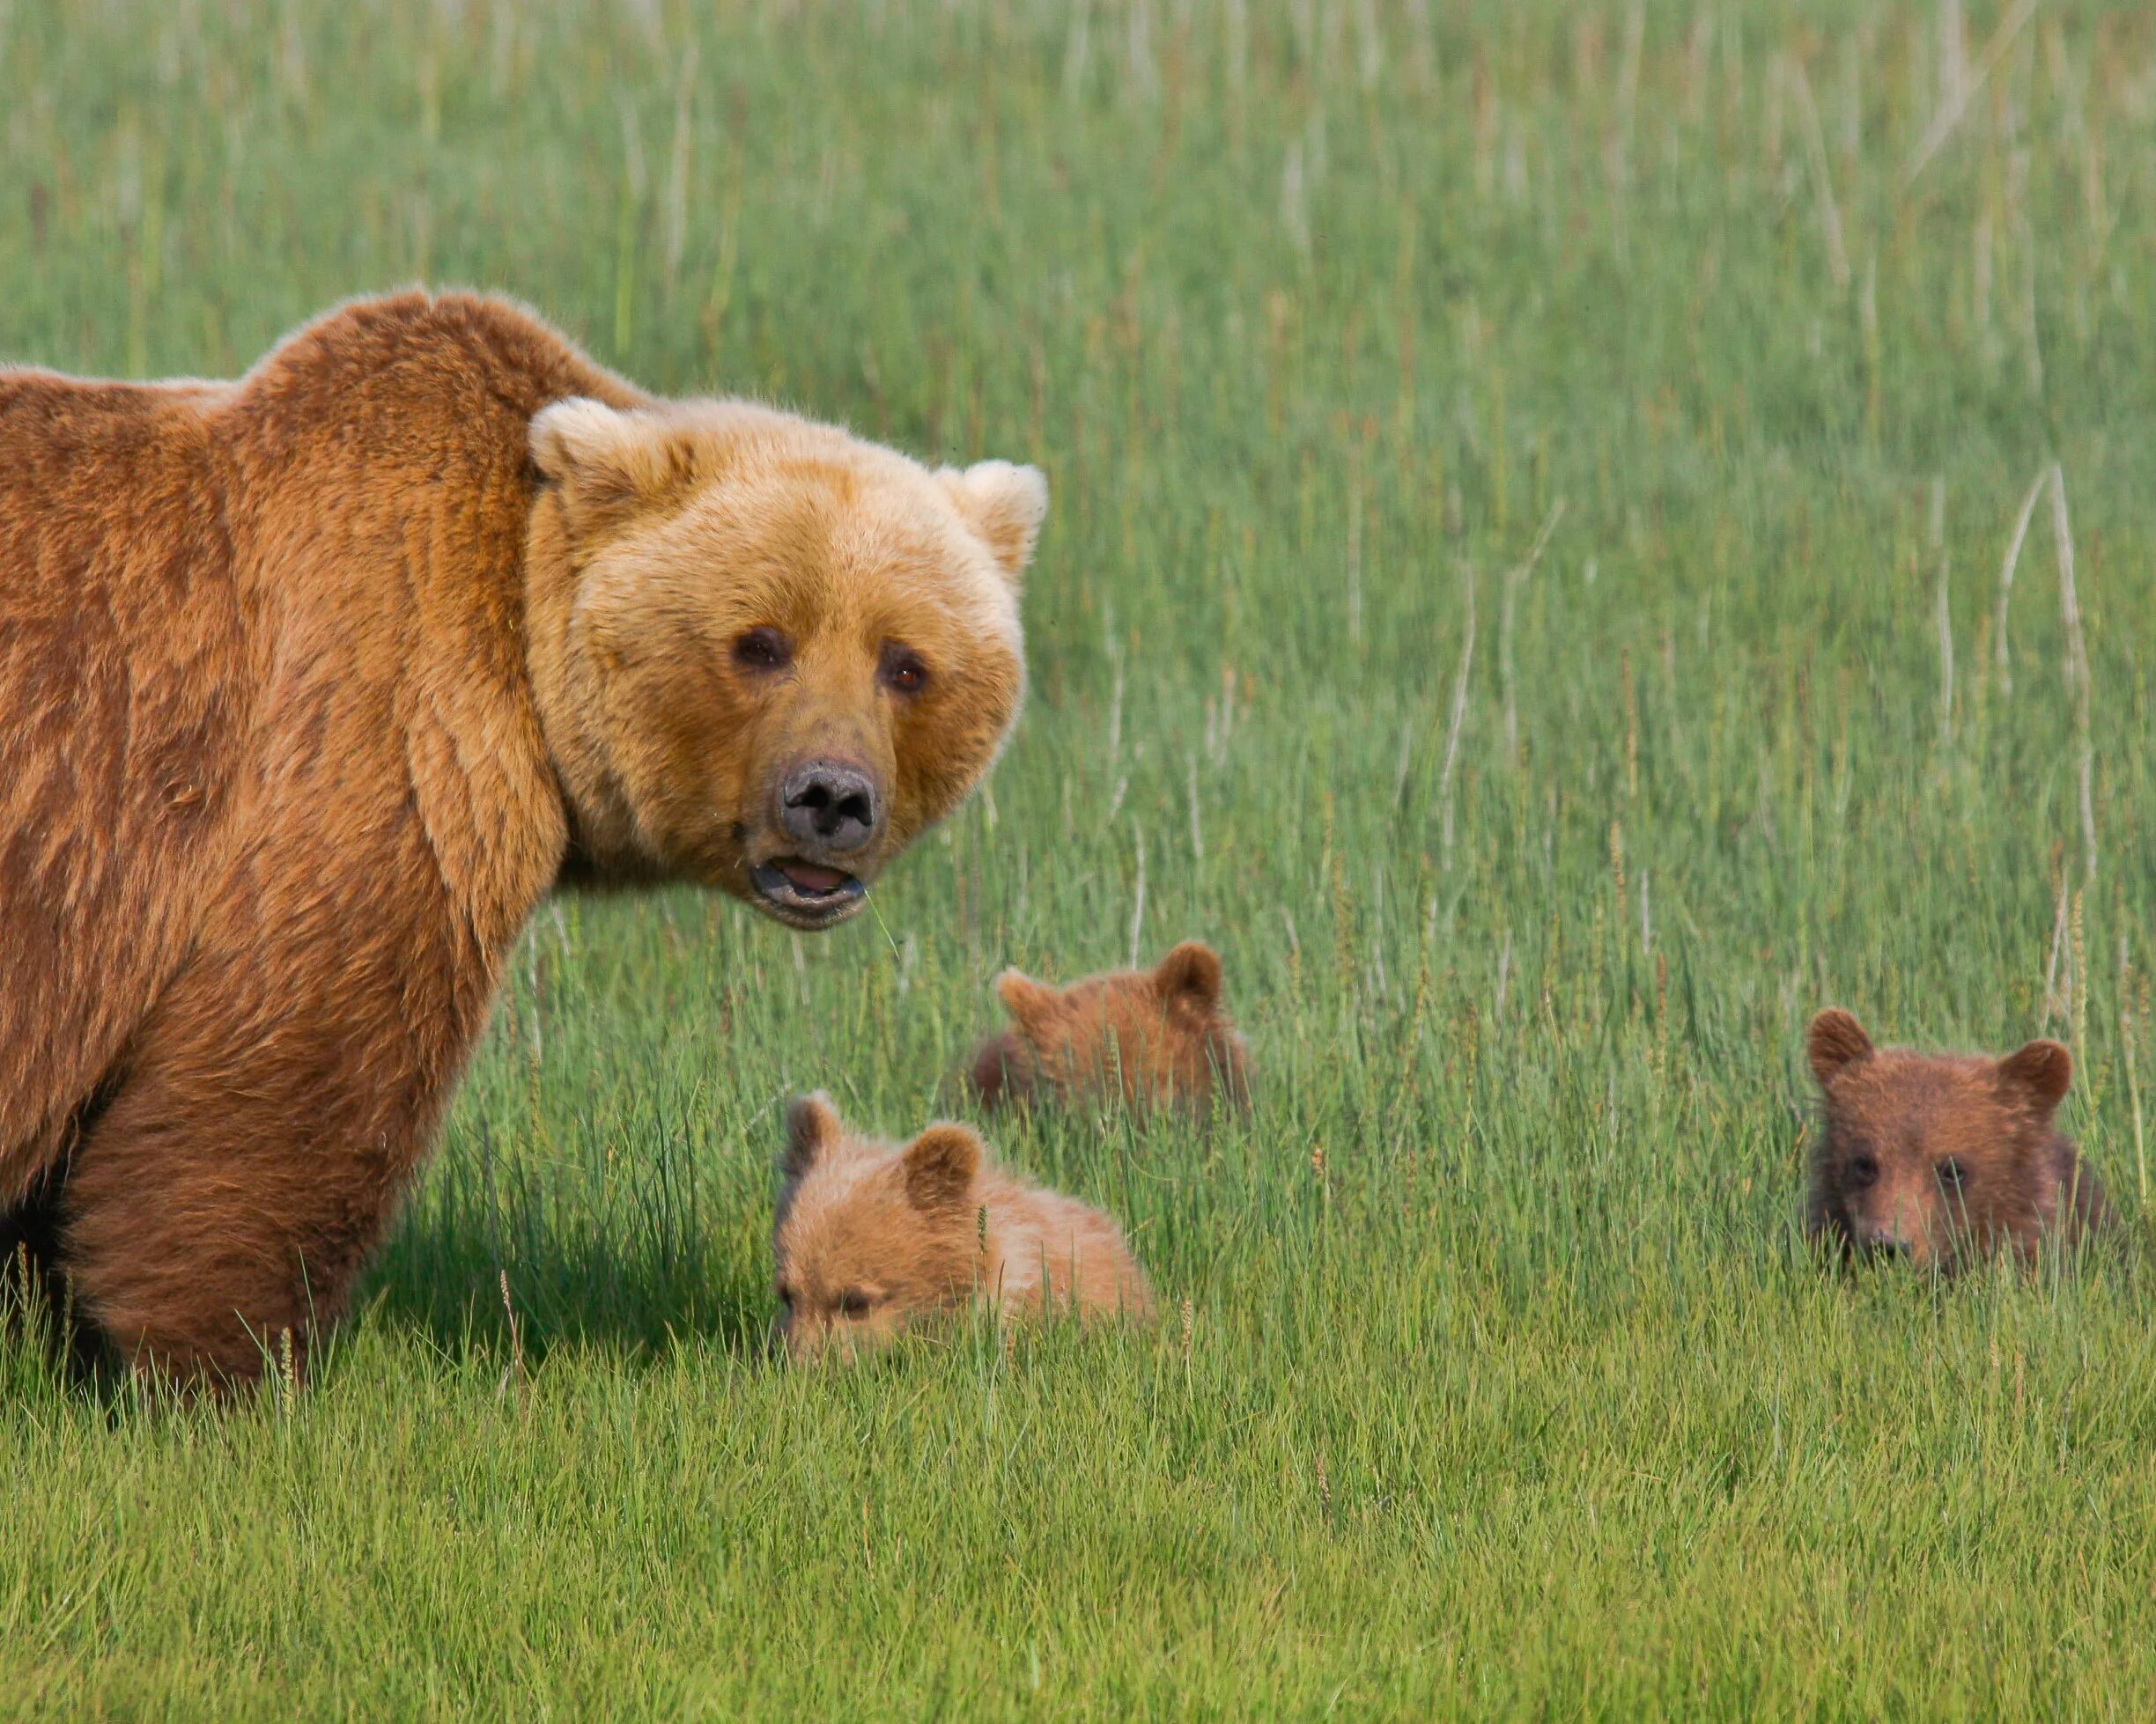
[779,758,882,856]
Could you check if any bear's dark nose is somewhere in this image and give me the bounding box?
[779,760,881,855]
[1863,1235,1912,1261]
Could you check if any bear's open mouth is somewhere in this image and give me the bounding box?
[749,858,868,928]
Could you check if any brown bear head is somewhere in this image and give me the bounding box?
[772,1093,986,1361]
[524,398,1042,929]
[971,940,1252,1117]
[1805,1008,2073,1272]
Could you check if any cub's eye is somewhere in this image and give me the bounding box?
[1844,1152,1879,1190]
[733,627,793,673]
[1936,1157,1968,1196]
[879,643,930,696]
[836,1287,876,1317]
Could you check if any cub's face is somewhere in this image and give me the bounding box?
[528,399,1041,929]
[771,1094,986,1363]
[977,941,1252,1115]
[1805,1009,2069,1271]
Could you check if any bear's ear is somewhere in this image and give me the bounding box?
[782,1092,842,1179]
[1153,941,1225,1013]
[1806,1009,1874,1089]
[941,460,1048,586]
[531,397,698,542]
[901,1124,984,1212]
[1997,1039,2072,1115]
[995,969,1063,1042]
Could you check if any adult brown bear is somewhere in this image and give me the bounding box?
[0,291,1044,1387]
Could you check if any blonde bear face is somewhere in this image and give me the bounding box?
[968,941,1252,1118]
[524,398,1043,929]
[772,1094,1153,1363]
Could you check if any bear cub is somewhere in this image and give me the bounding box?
[1804,1008,2110,1272]
[966,940,1252,1117]
[772,1094,1154,1361]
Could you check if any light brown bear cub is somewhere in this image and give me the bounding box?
[772,1094,1153,1361]
[1804,1008,2110,1272]
[966,941,1252,1117]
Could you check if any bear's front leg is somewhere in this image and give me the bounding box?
[61,1072,424,1389]
[56,977,448,1389]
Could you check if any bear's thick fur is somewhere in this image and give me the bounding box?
[0,291,1043,1385]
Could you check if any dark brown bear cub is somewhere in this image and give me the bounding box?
[1804,1008,2110,1272]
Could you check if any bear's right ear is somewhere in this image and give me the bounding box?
[901,1124,984,1212]
[1805,1009,1875,1089]
[531,398,698,542]
[1153,941,1225,1014]
[941,460,1049,587]
[1997,1039,2073,1116]
[995,969,1063,1043]
[782,1092,842,1180]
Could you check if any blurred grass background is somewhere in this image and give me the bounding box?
[5,0,2156,1714]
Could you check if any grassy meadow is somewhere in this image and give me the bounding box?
[7,0,2156,1713]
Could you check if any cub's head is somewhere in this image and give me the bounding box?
[973,940,1252,1116]
[526,398,1043,929]
[1804,1009,2070,1272]
[772,1094,988,1362]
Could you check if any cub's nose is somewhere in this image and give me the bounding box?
[779,759,881,855]
[1863,1234,1912,1262]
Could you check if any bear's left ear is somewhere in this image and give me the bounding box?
[782,1092,842,1180]
[941,460,1048,586]
[1805,1009,1874,1089]
[1153,941,1225,1013]
[901,1124,984,1212]
[995,969,1064,1042]
[531,397,698,542]
[1997,1039,2072,1115]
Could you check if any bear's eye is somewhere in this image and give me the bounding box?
[1936,1157,1968,1196]
[836,1287,876,1317]
[879,643,930,696]
[733,627,793,673]
[1844,1152,1879,1190]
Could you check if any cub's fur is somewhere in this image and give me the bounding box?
[772,1094,1153,1361]
[967,941,1251,1117]
[1804,1008,2109,1272]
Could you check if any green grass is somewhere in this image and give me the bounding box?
[7,0,2156,1714]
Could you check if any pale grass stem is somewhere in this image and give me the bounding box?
[1903,0,2041,188]
[2042,871,2070,1030]
[1993,466,2046,696]
[1932,478,1953,744]
[1435,570,1475,870]
[2049,464,2096,880]
[497,1271,527,1403]
[1788,55,1850,291]
[1127,825,1146,968]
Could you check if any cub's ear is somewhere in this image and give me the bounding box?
[531,397,698,540]
[901,1124,984,1212]
[782,1092,842,1180]
[1997,1039,2072,1114]
[1806,1009,1875,1088]
[941,460,1048,586]
[995,969,1063,1041]
[1153,941,1225,1013]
